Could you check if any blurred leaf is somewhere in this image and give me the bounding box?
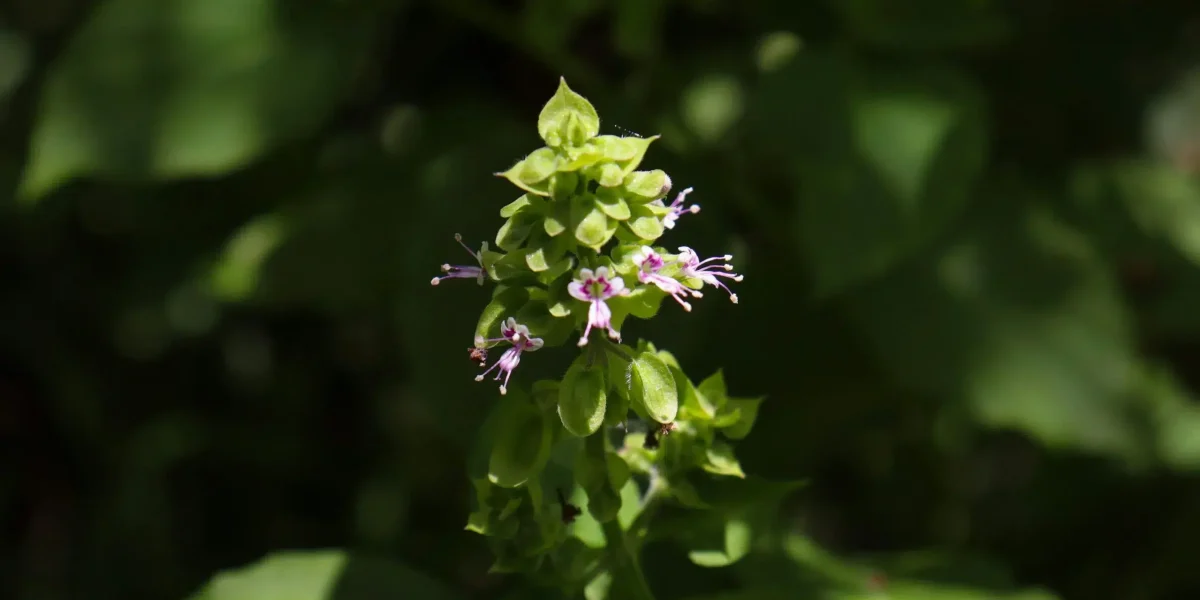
[681,74,744,145]
[1088,159,1200,266]
[0,28,31,102]
[188,550,460,600]
[755,31,803,73]
[22,0,373,200]
[489,390,554,488]
[831,0,1011,51]
[209,213,288,301]
[187,550,346,600]
[687,518,752,568]
[753,54,987,296]
[702,441,746,478]
[1139,365,1200,471]
[847,192,1144,460]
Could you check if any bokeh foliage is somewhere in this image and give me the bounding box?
[4,0,1200,599]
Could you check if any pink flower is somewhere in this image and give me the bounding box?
[631,246,702,312]
[431,233,487,286]
[677,246,743,304]
[474,317,543,395]
[568,266,629,346]
[659,187,700,230]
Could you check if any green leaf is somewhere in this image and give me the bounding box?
[623,169,671,200]
[630,350,679,423]
[717,397,764,440]
[1105,159,1200,266]
[537,77,600,148]
[522,235,563,273]
[607,286,666,335]
[687,518,752,567]
[543,199,571,237]
[525,247,551,272]
[593,135,637,161]
[596,163,625,188]
[20,0,372,201]
[489,390,554,487]
[751,55,987,297]
[496,149,559,196]
[696,370,729,416]
[595,190,632,220]
[189,551,464,600]
[187,550,346,600]
[847,192,1144,461]
[615,135,659,175]
[558,140,606,172]
[625,204,665,241]
[572,196,618,250]
[606,344,634,404]
[702,441,746,478]
[495,214,537,251]
[558,356,608,437]
[673,365,711,422]
[538,254,576,287]
[500,194,537,219]
[603,377,631,426]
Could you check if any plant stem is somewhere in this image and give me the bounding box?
[601,519,657,600]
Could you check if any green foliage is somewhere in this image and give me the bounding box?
[7,2,1200,600]
[21,0,372,201]
[186,551,460,600]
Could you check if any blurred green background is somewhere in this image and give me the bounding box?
[5,0,1200,598]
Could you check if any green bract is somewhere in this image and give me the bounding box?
[558,355,608,437]
[432,79,768,598]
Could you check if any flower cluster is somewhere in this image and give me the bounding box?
[427,78,743,394]
[441,78,766,593]
[431,186,741,394]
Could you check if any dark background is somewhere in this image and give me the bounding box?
[4,0,1200,598]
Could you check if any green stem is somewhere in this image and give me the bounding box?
[601,519,657,600]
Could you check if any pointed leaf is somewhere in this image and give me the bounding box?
[537,77,600,148]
